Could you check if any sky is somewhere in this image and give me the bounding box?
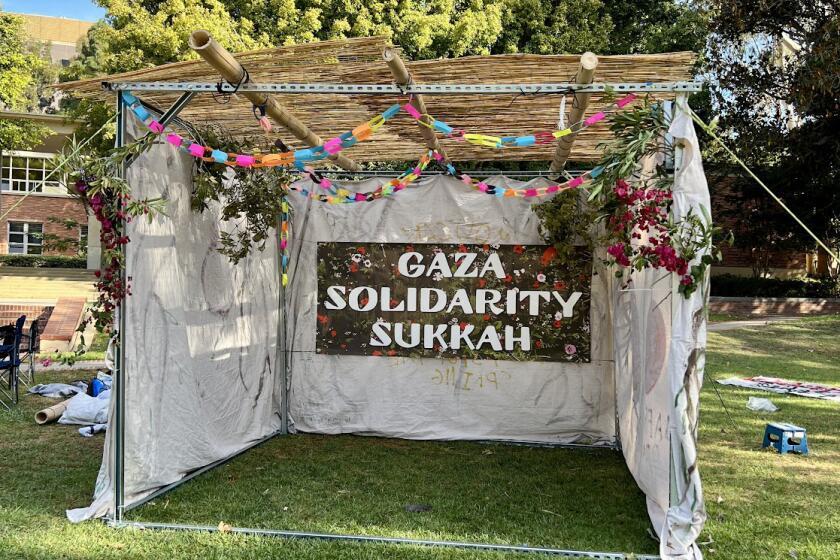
[2,0,105,21]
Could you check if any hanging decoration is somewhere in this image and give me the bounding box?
[121,91,637,169]
[115,90,724,303]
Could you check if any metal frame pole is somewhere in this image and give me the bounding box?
[109,521,661,559]
[101,81,703,95]
[113,90,127,523]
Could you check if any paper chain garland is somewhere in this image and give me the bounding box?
[122,90,636,286]
[121,91,636,168]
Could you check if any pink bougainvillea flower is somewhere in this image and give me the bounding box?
[565,344,577,355]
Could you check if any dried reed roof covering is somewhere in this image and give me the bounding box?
[59,36,697,163]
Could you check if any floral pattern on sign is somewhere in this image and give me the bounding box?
[316,242,591,362]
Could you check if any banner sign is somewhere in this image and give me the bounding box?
[316,242,591,362]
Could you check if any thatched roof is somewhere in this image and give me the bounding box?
[59,36,696,163]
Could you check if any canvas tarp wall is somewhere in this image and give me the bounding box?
[613,101,709,559]
[68,103,708,560]
[68,117,283,522]
[285,174,616,443]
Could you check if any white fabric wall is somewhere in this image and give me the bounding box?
[68,120,282,521]
[613,101,708,560]
[69,103,706,560]
[285,175,617,444]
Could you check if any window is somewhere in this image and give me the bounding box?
[0,152,66,195]
[7,222,43,255]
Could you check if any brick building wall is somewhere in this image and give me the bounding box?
[0,193,88,256]
[707,171,807,277]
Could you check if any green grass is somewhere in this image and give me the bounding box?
[36,330,110,363]
[2,316,839,559]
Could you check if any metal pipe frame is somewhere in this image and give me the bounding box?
[109,520,660,559]
[114,90,127,522]
[102,81,702,94]
[106,81,684,555]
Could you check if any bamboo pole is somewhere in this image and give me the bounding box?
[188,30,360,171]
[549,52,599,173]
[382,47,446,159]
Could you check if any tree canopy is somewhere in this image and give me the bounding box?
[0,13,53,150]
[706,0,840,268]
[64,0,708,81]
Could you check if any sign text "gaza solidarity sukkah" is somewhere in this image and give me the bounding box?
[316,243,591,362]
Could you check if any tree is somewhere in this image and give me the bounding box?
[0,13,52,150]
[706,0,840,275]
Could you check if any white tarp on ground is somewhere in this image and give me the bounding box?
[70,103,708,560]
[285,175,616,444]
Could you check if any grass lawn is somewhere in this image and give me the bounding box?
[1,316,838,559]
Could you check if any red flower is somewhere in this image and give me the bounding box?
[483,314,490,321]
[504,274,512,283]
[458,244,467,253]
[317,314,329,325]
[541,246,557,266]
[513,245,524,254]
[535,340,542,348]
[459,321,468,330]
[330,329,337,337]
[340,343,347,349]
[349,263,359,273]
[386,349,397,356]
[358,247,366,255]
[360,297,369,307]
[554,281,566,290]
[478,278,486,288]
[483,244,490,252]
[553,320,562,328]
[372,350,382,356]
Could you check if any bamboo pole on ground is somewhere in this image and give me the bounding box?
[188,30,360,171]
[382,47,446,159]
[549,52,599,173]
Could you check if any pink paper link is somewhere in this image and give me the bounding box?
[166,134,183,147]
[433,151,444,161]
[148,121,165,134]
[568,177,584,188]
[258,116,272,133]
[188,143,206,158]
[320,178,333,190]
[616,93,637,108]
[413,167,421,175]
[403,104,422,120]
[324,138,343,155]
[461,174,472,185]
[355,193,366,202]
[280,239,287,249]
[477,182,489,192]
[236,155,255,167]
[524,188,538,197]
[584,112,606,126]
[546,185,560,193]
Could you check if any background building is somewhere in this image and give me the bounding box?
[0,13,92,265]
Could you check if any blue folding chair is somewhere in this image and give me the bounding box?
[0,315,26,411]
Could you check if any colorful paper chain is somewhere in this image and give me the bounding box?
[121,91,637,167]
[123,90,635,286]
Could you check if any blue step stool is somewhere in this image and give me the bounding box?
[763,422,809,455]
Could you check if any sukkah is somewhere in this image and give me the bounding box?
[59,31,710,560]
